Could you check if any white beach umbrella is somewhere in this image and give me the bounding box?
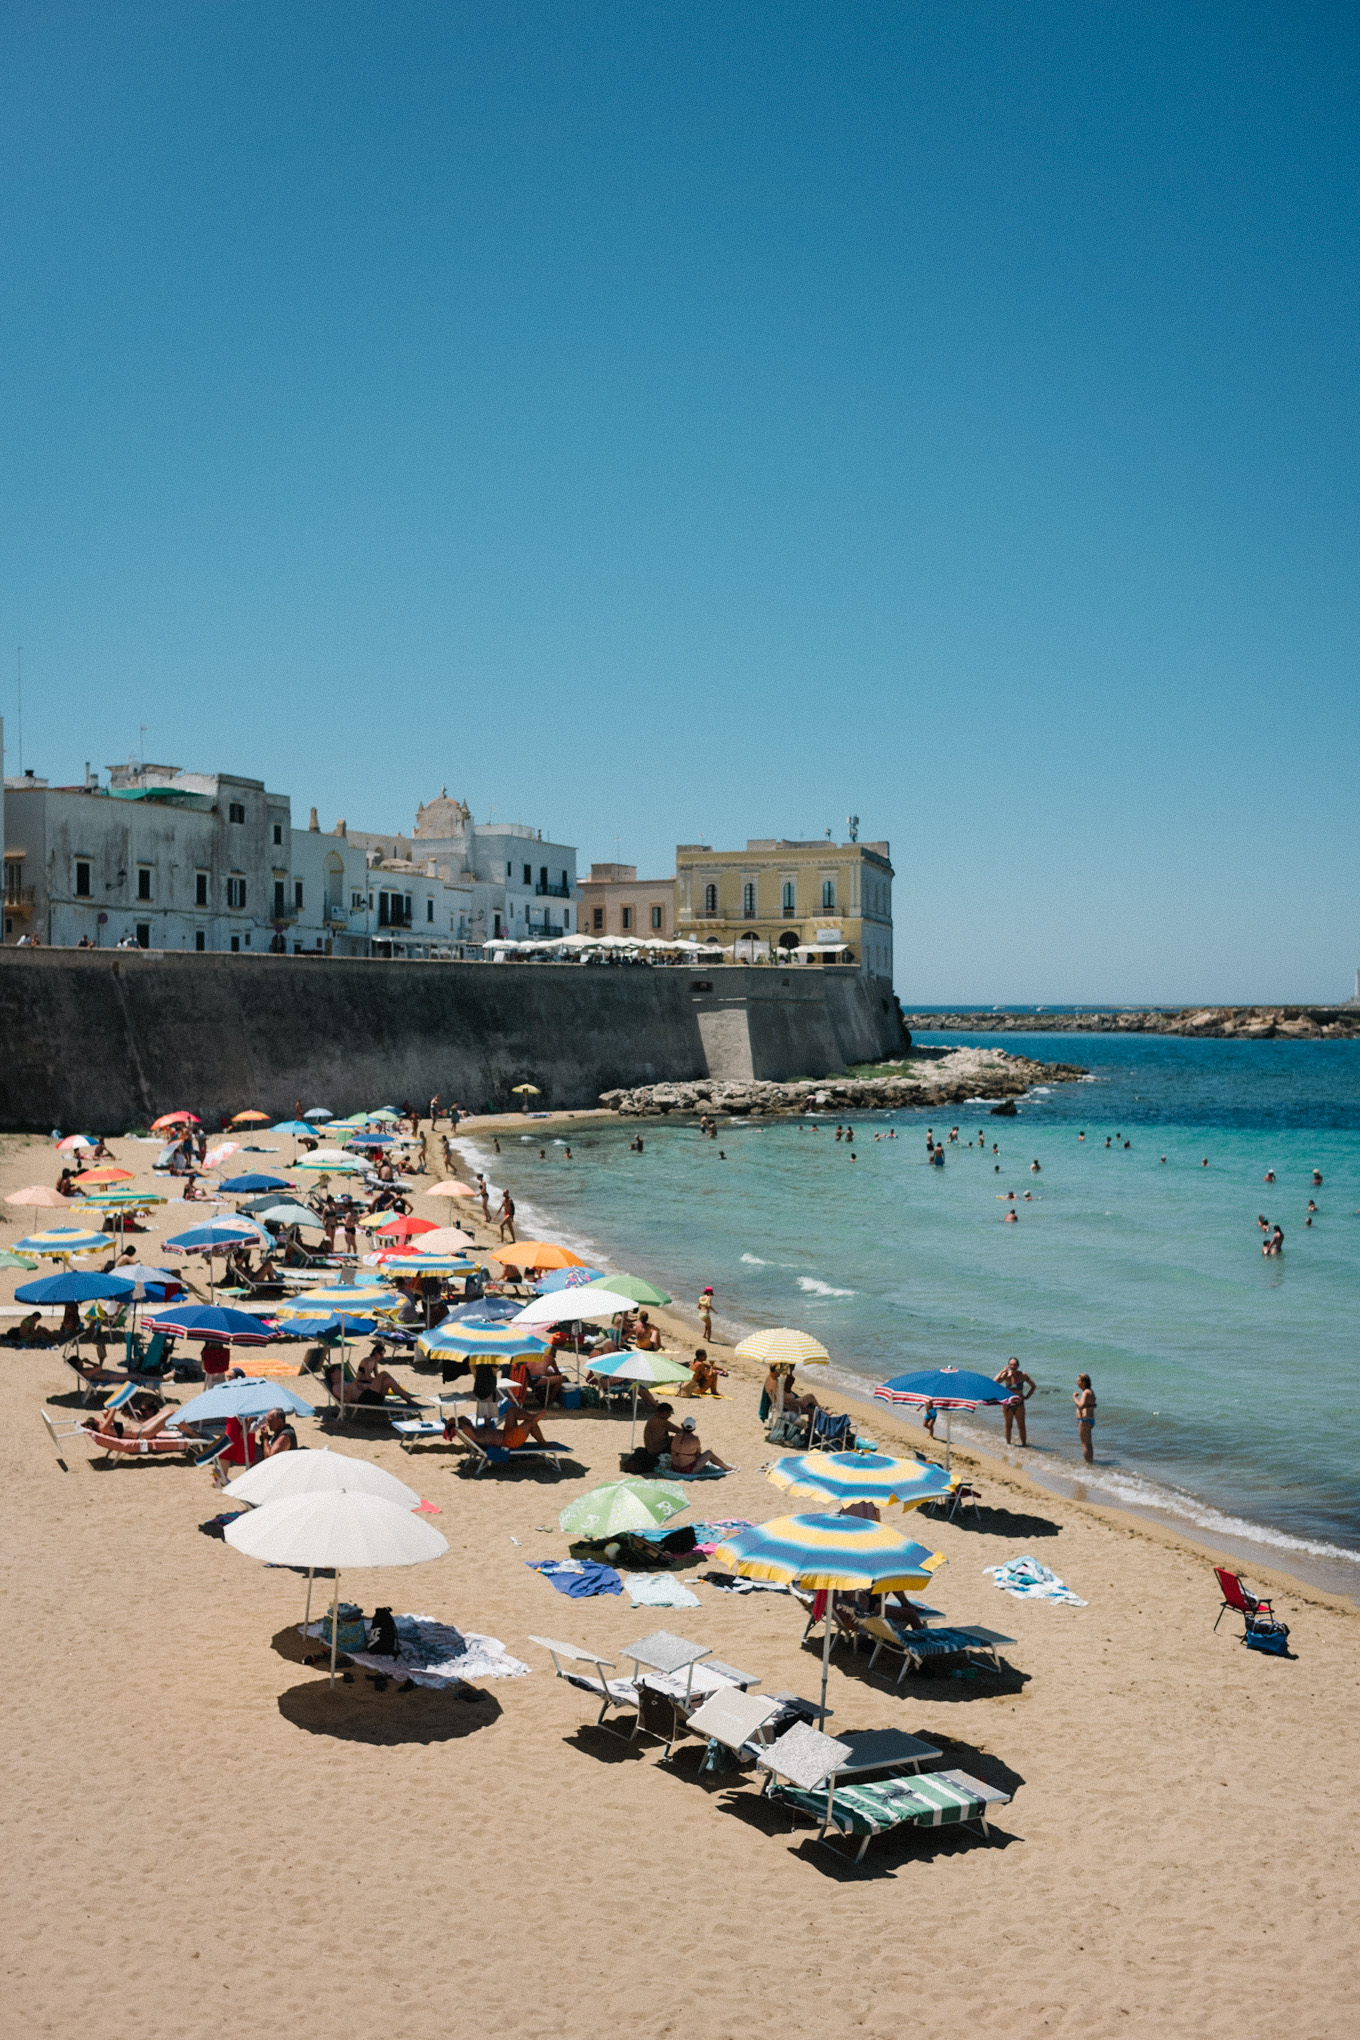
[224,1449,423,1630]
[509,1290,630,1329]
[225,1489,447,1687]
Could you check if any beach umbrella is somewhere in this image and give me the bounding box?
[509,1290,633,1330]
[410,1228,482,1256]
[511,1084,541,1112]
[295,1155,368,1175]
[275,1283,396,1316]
[5,1185,69,1209]
[765,1451,953,1513]
[271,1121,315,1137]
[374,1252,473,1278]
[587,1273,673,1307]
[75,1187,164,1205]
[219,1173,295,1195]
[415,1318,550,1363]
[303,1107,333,1121]
[293,1313,383,1340]
[143,1303,276,1345]
[175,1375,316,1423]
[230,1110,272,1125]
[874,1366,1019,1471]
[13,1226,108,1258]
[105,1263,186,1301]
[374,1214,437,1239]
[534,1265,605,1294]
[224,1489,446,1687]
[15,1271,136,1306]
[226,1447,420,1508]
[558,1480,690,1539]
[735,1327,831,1425]
[73,1167,134,1186]
[241,1200,321,1227]
[202,1142,241,1168]
[426,1180,477,1200]
[586,1351,694,1447]
[163,1219,269,1254]
[485,1241,585,1271]
[151,1112,200,1131]
[56,1135,97,1154]
[0,1249,36,1270]
[442,1298,521,1324]
[346,1133,396,1149]
[367,1108,402,1122]
[714,1513,946,1713]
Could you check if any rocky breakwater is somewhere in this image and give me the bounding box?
[600,1044,1087,1118]
[905,1006,1360,1039]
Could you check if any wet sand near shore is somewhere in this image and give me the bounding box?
[1,1127,1357,2039]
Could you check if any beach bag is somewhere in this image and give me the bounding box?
[1244,1621,1291,1656]
[320,1602,367,1653]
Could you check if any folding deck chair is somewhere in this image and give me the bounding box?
[455,1430,572,1478]
[860,1618,1016,1684]
[755,1722,1009,1863]
[529,1635,640,1732]
[1213,1568,1275,1632]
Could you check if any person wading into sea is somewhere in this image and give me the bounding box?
[995,1356,1035,1445]
[1074,1375,1097,1463]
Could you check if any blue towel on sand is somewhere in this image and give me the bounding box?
[526,1558,622,1598]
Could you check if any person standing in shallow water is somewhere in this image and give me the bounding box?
[995,1355,1035,1445]
[1074,1375,1097,1463]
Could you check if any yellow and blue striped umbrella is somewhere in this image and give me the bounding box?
[13,1226,108,1256]
[375,1252,475,1277]
[75,1189,166,1209]
[765,1452,953,1513]
[714,1512,946,1713]
[416,1318,549,1362]
[274,1284,398,1321]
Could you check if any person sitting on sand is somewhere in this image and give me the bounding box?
[765,1363,819,1421]
[683,1348,725,1397]
[668,1416,733,1476]
[633,1312,662,1353]
[2,1311,54,1347]
[635,1403,680,1471]
[256,1407,298,1455]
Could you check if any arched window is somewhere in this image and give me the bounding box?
[742,882,756,916]
[821,878,836,910]
[781,880,795,913]
[703,883,718,914]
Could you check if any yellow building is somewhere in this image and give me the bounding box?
[675,836,894,980]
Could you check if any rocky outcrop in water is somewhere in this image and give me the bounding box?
[600,1045,1087,1117]
[902,1006,1360,1039]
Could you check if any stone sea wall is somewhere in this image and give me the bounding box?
[0,949,906,1131]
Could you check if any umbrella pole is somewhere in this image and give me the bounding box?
[329,1576,340,1689]
[303,1565,314,1633]
[629,1382,639,1452]
[944,1412,952,1475]
[820,1596,833,1718]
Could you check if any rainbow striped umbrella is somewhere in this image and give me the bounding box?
[415,1318,549,1363]
[714,1511,946,1712]
[13,1226,108,1257]
[765,1451,953,1513]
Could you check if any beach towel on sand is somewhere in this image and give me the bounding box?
[984,1555,1087,1606]
[526,1558,622,1598]
[622,1573,701,1609]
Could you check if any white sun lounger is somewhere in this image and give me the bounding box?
[529,1635,640,1730]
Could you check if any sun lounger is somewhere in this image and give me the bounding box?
[685,1686,784,1766]
[80,1424,224,1465]
[762,1743,1010,1862]
[529,1635,640,1730]
[456,1431,572,1478]
[860,1618,1016,1684]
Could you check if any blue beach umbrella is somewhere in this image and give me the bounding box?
[219,1173,296,1195]
[13,1226,108,1258]
[15,1271,137,1306]
[173,1377,316,1426]
[163,1219,270,1255]
[874,1366,1019,1471]
[303,1108,333,1121]
[534,1265,606,1294]
[271,1121,315,1137]
[142,1303,276,1345]
[291,1314,383,1340]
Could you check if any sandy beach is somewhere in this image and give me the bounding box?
[2,1124,1358,2040]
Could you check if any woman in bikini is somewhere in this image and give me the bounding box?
[1073,1375,1097,1463]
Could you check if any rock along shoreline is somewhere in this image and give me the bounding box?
[600,1043,1088,1118]
[903,1004,1360,1039]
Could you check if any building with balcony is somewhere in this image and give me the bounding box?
[577,863,676,940]
[675,835,894,981]
[348,790,577,951]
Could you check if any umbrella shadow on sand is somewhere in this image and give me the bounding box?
[936,1504,1063,1538]
[562,1724,651,1766]
[270,1628,504,1744]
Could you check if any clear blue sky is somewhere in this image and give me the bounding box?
[3,3,1357,1003]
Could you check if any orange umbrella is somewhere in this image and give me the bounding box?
[485,1241,585,1270]
[230,1110,271,1125]
[151,1112,200,1130]
[374,1215,438,1239]
[427,1180,477,1200]
[73,1167,135,1186]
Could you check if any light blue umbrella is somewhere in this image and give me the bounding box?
[534,1264,606,1294]
[271,1121,315,1137]
[15,1271,136,1305]
[174,1377,316,1426]
[249,1201,324,1229]
[164,1219,269,1255]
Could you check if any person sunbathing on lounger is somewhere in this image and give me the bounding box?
[326,1356,420,1407]
[82,1403,179,1441]
[450,1395,548,1450]
[668,1416,733,1475]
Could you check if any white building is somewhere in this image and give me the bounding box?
[3,758,292,952]
[348,790,577,954]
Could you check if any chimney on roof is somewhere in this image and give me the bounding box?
[335,818,347,837]
[308,807,319,831]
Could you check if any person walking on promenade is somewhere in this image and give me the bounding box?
[498,1189,516,1243]
[1074,1375,1097,1463]
[995,1355,1036,1446]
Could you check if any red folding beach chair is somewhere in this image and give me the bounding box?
[1213,1567,1274,1632]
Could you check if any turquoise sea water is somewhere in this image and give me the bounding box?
[459,1033,1360,1593]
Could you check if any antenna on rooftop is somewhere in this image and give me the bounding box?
[847,814,859,843]
[15,646,21,778]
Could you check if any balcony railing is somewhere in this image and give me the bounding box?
[535,881,571,898]
[4,885,35,919]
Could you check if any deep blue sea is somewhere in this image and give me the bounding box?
[459,1032,1360,1596]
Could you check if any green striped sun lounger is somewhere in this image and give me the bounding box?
[769,1768,1010,1864]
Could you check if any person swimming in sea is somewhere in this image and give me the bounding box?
[1264,1225,1284,1257]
